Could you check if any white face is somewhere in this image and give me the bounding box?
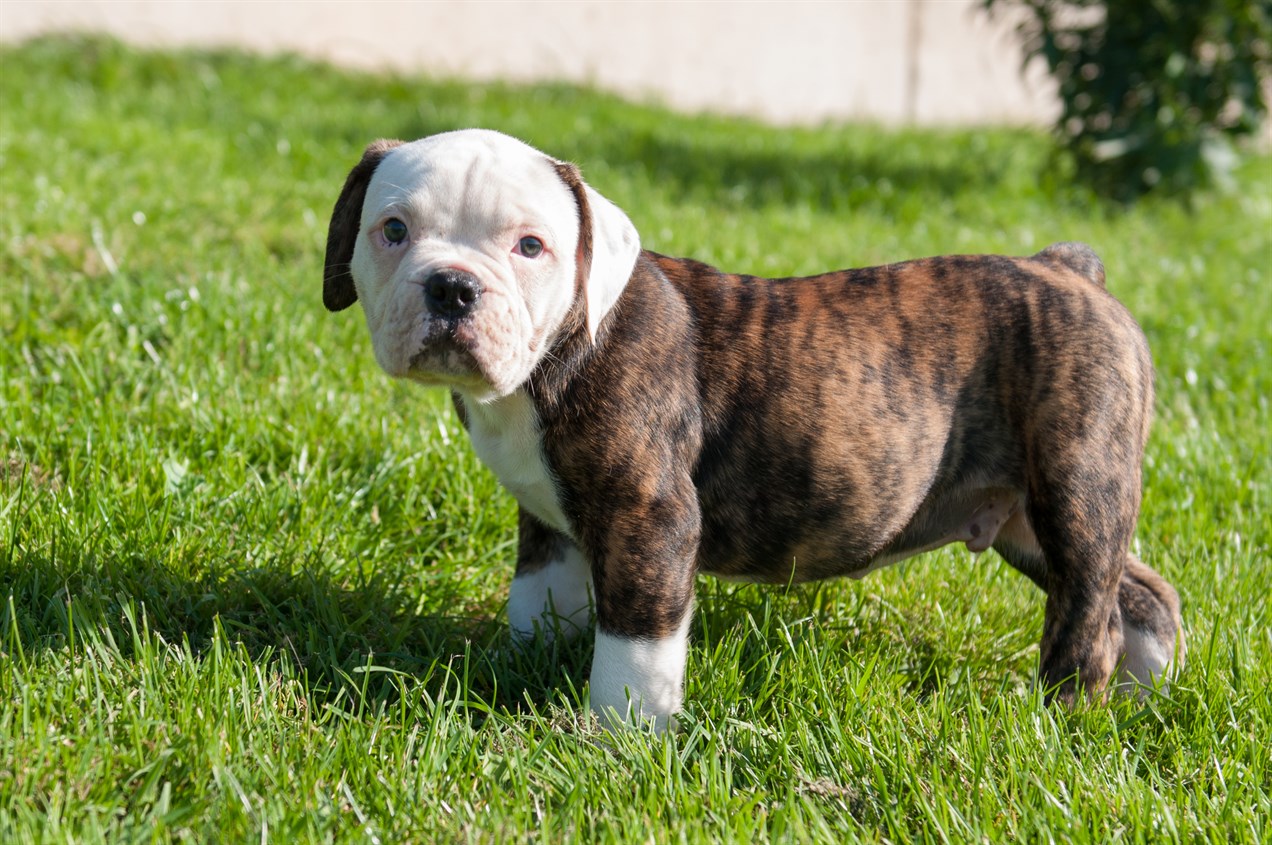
[349,131,587,400]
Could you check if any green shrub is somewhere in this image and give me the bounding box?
[986,0,1271,200]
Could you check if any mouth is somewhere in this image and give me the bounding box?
[405,328,485,386]
[387,291,528,398]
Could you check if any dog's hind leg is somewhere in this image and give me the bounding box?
[996,525,1184,697]
[1114,553,1184,693]
[1019,482,1130,705]
[1000,290,1169,704]
[990,491,1125,704]
[990,391,1174,701]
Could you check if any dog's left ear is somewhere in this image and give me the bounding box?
[324,139,403,312]
[552,161,641,342]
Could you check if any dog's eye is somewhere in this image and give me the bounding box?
[517,236,544,258]
[383,218,408,245]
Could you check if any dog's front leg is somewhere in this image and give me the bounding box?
[590,607,693,733]
[508,510,594,642]
[584,477,700,732]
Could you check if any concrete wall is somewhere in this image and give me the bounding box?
[2,0,1058,126]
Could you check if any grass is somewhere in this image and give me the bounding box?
[1,36,1269,843]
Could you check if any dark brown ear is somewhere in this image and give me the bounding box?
[550,159,640,342]
[551,161,594,301]
[324,139,403,312]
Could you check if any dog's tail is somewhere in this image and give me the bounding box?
[1033,242,1106,288]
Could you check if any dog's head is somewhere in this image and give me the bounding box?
[323,129,640,399]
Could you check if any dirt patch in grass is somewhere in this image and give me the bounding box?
[3,456,62,492]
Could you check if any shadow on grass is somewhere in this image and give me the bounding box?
[1,551,592,721]
[384,117,1018,217]
[576,128,1013,212]
[355,82,1033,218]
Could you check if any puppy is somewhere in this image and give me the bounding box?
[323,129,1184,729]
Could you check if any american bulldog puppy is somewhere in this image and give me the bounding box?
[322,129,1184,730]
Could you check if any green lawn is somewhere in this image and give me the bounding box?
[1,37,1269,843]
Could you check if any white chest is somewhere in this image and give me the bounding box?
[461,389,571,536]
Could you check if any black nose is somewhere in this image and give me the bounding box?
[423,269,481,319]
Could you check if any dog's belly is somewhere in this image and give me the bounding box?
[851,486,1031,574]
[696,485,1033,584]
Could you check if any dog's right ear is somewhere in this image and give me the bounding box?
[324,139,403,312]
[551,161,641,343]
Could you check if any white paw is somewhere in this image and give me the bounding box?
[1117,623,1184,695]
[588,615,691,732]
[508,545,594,641]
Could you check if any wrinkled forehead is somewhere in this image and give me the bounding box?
[362,132,577,237]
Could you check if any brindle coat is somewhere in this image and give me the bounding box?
[325,146,1183,708]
